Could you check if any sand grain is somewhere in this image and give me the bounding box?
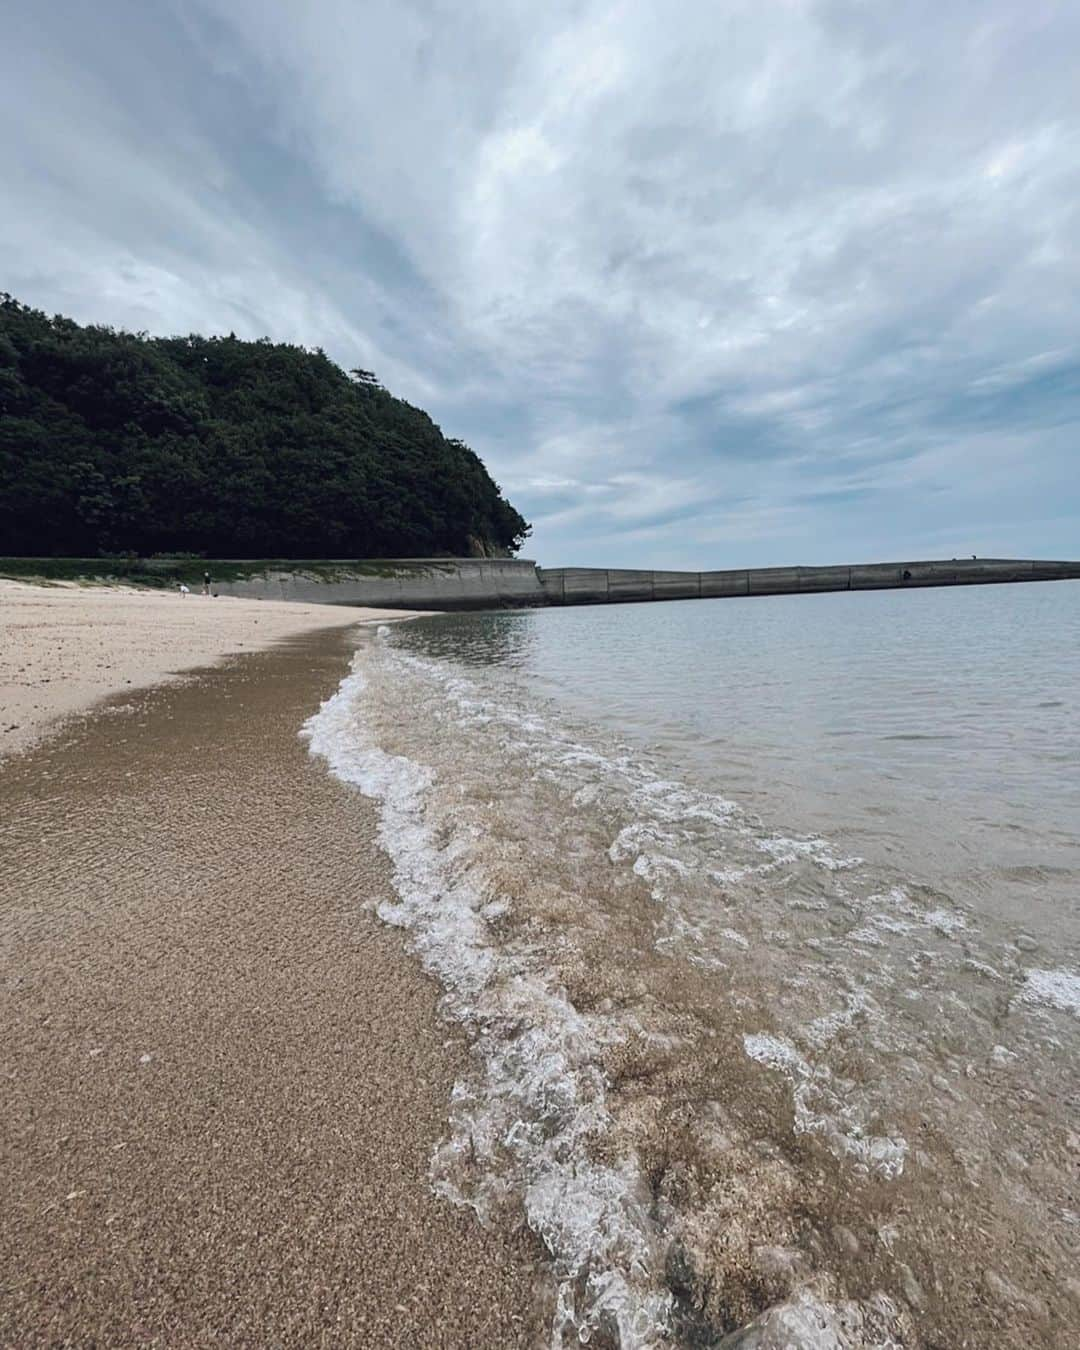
[0,628,545,1347]
[0,578,425,758]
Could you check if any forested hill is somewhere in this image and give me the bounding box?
[0,294,529,559]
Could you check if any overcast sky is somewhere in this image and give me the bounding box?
[3,1,1078,567]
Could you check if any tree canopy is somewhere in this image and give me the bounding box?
[0,294,530,559]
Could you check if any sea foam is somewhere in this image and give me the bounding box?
[302,658,675,1347]
[302,631,1080,1348]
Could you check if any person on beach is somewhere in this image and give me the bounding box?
[179,583,190,597]
[202,570,211,596]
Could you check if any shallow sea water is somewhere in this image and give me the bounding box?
[304,582,1080,1348]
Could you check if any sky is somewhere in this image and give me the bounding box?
[2,0,1078,568]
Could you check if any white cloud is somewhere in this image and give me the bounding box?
[3,0,1079,566]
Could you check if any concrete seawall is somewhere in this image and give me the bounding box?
[537,558,1080,605]
[220,556,1080,608]
[4,556,1078,611]
[215,557,547,609]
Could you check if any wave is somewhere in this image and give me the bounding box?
[302,631,1080,1348]
[302,659,673,1345]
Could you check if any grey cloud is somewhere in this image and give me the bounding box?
[2,0,1078,566]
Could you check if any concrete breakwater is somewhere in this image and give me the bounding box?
[213,558,547,609]
[3,556,1078,610]
[217,555,1079,608]
[538,557,1080,605]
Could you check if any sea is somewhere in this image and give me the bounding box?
[303,581,1080,1349]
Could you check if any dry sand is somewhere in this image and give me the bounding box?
[0,607,547,1346]
[0,578,427,759]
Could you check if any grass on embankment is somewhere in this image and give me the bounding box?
[0,558,449,589]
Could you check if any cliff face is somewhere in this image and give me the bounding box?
[0,294,530,560]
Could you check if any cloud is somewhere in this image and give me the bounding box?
[2,0,1078,565]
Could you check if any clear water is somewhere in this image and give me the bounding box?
[405,584,1080,943]
[304,581,1080,1348]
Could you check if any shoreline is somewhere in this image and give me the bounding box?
[0,623,546,1346]
[0,578,429,759]
[336,602,1080,1347]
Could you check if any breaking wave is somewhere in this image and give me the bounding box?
[303,629,1080,1348]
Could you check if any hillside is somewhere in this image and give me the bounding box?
[0,295,529,559]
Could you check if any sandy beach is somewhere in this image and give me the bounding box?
[0,579,430,759]
[0,589,545,1346]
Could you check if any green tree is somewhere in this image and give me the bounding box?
[0,294,531,559]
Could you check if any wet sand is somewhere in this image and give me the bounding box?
[0,578,427,758]
[0,629,546,1347]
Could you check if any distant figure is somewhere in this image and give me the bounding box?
[202,570,211,596]
[972,554,977,560]
[179,583,190,597]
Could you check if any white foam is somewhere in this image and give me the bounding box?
[963,958,1003,981]
[303,658,675,1347]
[924,908,968,937]
[720,1288,907,1350]
[744,1034,907,1180]
[300,630,1080,1345]
[609,823,681,864]
[868,914,915,936]
[802,991,873,1051]
[756,834,862,871]
[1022,968,1080,1018]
